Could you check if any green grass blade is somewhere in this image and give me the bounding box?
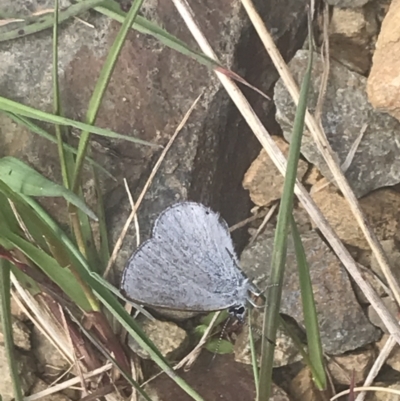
[1,232,93,312]
[290,216,326,389]
[0,98,157,147]
[0,260,24,401]
[0,157,97,221]
[52,0,71,190]
[258,30,313,401]
[5,113,114,180]
[96,0,220,69]
[71,0,145,192]
[0,0,107,42]
[248,312,259,399]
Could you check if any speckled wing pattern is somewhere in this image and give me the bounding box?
[121,202,250,311]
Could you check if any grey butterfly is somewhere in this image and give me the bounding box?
[120,202,260,321]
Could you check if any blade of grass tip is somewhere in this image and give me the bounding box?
[258,17,313,401]
[290,215,326,389]
[0,260,24,401]
[71,0,145,193]
[5,113,114,180]
[95,0,221,69]
[0,97,156,147]
[53,0,71,189]
[248,312,259,399]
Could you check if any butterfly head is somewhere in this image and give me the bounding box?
[228,303,247,323]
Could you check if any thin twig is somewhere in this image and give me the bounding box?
[172,0,400,342]
[331,385,400,401]
[104,92,204,278]
[228,207,267,232]
[249,202,278,245]
[314,2,330,124]
[355,335,398,401]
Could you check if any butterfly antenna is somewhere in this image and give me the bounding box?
[207,316,231,369]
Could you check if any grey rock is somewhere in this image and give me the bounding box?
[32,326,69,372]
[0,344,36,401]
[274,50,400,198]
[368,296,398,333]
[240,229,381,354]
[234,311,303,367]
[30,379,72,401]
[326,0,371,7]
[0,317,31,351]
[128,317,189,360]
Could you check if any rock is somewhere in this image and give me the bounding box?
[138,352,289,401]
[32,326,69,373]
[325,0,371,8]
[368,0,400,121]
[240,229,381,354]
[234,311,303,367]
[368,296,398,333]
[243,136,308,207]
[310,186,366,248]
[275,50,400,198]
[128,317,189,360]
[30,379,72,401]
[310,187,400,250]
[329,7,377,74]
[370,239,400,285]
[0,344,36,401]
[327,347,375,385]
[289,366,325,401]
[0,317,30,351]
[303,166,322,186]
[10,297,28,321]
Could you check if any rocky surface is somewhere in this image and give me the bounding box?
[0,317,30,351]
[327,347,375,385]
[240,229,381,354]
[234,313,303,367]
[128,317,189,360]
[310,187,400,250]
[0,344,36,401]
[368,0,400,121]
[329,6,378,74]
[326,0,371,8]
[243,136,308,207]
[289,366,324,401]
[275,50,400,198]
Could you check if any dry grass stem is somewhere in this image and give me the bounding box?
[25,364,113,401]
[11,275,74,362]
[172,0,400,342]
[228,207,267,233]
[355,334,398,401]
[60,306,88,395]
[175,311,221,371]
[331,385,400,401]
[249,202,279,245]
[104,92,203,278]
